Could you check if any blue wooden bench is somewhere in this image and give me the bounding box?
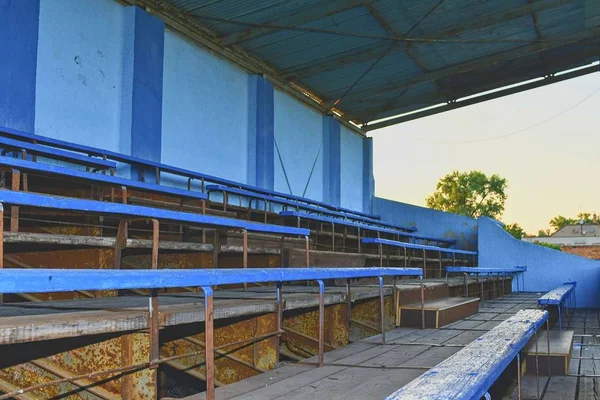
[445,266,527,300]
[361,237,475,278]
[0,155,207,202]
[0,266,423,399]
[0,136,116,172]
[0,127,378,220]
[385,308,549,400]
[538,282,576,330]
[0,190,311,276]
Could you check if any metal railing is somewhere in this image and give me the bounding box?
[0,267,423,399]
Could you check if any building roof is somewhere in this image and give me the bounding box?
[133,0,600,131]
[553,224,600,237]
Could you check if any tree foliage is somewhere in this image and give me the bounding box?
[537,229,551,237]
[426,170,508,219]
[504,223,526,239]
[534,241,562,251]
[548,213,595,233]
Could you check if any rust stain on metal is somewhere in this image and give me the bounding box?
[283,304,348,357]
[351,296,395,340]
[160,314,278,385]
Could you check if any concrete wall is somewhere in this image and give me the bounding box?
[478,217,600,308]
[273,89,323,200]
[372,197,478,250]
[1,0,373,210]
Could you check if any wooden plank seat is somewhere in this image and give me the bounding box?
[538,282,576,330]
[523,330,574,376]
[208,184,419,233]
[361,238,475,278]
[0,155,207,202]
[0,127,378,220]
[0,136,116,172]
[446,266,527,299]
[0,190,311,277]
[386,309,549,400]
[398,297,480,328]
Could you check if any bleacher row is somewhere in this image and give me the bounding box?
[0,126,477,274]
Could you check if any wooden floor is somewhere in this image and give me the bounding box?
[176,293,543,400]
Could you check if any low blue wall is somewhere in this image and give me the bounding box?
[372,197,478,250]
[478,217,600,308]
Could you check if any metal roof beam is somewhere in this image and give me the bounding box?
[363,63,600,131]
[352,42,600,121]
[283,0,576,79]
[325,27,600,106]
[220,0,370,46]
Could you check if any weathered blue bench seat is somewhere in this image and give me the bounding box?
[0,156,207,202]
[208,184,414,231]
[386,309,549,400]
[0,127,378,220]
[361,238,476,278]
[0,136,116,171]
[280,210,416,234]
[538,282,576,330]
[446,266,527,299]
[0,190,306,236]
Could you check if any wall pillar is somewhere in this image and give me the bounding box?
[121,6,164,180]
[363,137,375,213]
[322,116,341,206]
[0,0,40,133]
[248,75,274,190]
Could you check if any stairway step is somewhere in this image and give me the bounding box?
[523,330,574,376]
[399,297,480,328]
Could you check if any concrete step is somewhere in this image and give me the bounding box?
[523,330,574,376]
[398,297,480,328]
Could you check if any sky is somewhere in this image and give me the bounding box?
[369,70,600,235]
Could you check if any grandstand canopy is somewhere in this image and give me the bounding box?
[136,0,600,130]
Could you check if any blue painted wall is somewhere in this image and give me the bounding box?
[273,89,323,200]
[161,30,249,184]
[363,138,375,213]
[0,0,39,133]
[372,196,478,250]
[35,0,125,152]
[478,217,600,308]
[340,125,364,211]
[322,117,341,206]
[247,75,274,190]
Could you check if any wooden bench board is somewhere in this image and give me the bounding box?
[400,297,480,311]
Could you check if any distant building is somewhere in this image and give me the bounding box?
[522,220,600,259]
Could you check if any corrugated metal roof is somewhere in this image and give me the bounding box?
[162,0,600,129]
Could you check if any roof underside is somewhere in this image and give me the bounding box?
[156,0,600,130]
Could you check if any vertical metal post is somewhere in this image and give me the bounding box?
[392,277,398,327]
[517,352,522,400]
[331,222,335,251]
[316,280,325,367]
[10,169,20,232]
[479,273,484,302]
[212,230,220,269]
[305,236,310,267]
[558,305,562,330]
[546,319,551,377]
[422,249,427,279]
[535,329,540,399]
[242,230,248,291]
[378,244,383,267]
[438,252,443,279]
[276,282,283,362]
[420,276,425,330]
[201,286,215,400]
[464,273,468,297]
[346,279,352,329]
[378,276,385,345]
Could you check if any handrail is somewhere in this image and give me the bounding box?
[0,267,423,400]
[445,266,527,299]
[0,126,379,219]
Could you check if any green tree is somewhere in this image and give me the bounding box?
[426,170,508,219]
[537,229,551,237]
[534,241,562,251]
[504,223,526,239]
[549,215,576,232]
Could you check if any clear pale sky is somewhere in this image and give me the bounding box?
[370,70,600,235]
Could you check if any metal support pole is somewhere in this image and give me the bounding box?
[0,204,3,304]
[378,244,383,267]
[517,352,522,400]
[422,249,427,279]
[558,305,562,330]
[305,236,310,267]
[438,252,442,279]
[479,273,484,302]
[242,230,248,291]
[316,279,325,367]
[420,277,425,330]
[378,276,385,345]
[201,286,215,400]
[346,279,352,329]
[392,277,398,327]
[546,319,551,377]
[276,282,283,362]
[535,329,540,399]
[464,273,468,297]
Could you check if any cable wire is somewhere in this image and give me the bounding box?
[412,85,600,144]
